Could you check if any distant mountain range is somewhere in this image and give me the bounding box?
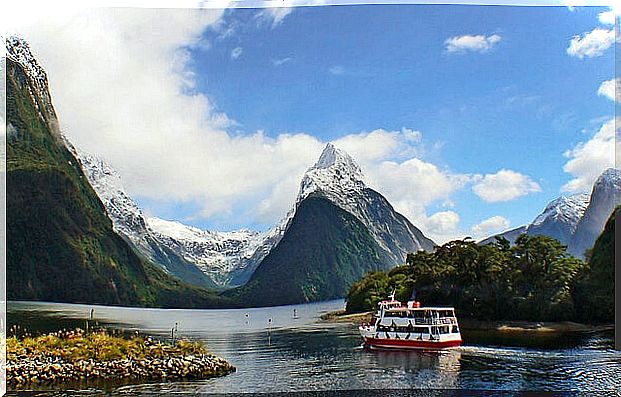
[79,142,435,305]
[6,36,435,307]
[7,35,617,309]
[481,168,620,258]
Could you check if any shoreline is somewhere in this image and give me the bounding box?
[7,328,235,389]
[320,309,615,333]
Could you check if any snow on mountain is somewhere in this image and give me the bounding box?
[76,151,269,287]
[526,193,591,245]
[295,143,435,262]
[145,217,265,286]
[481,168,620,258]
[531,194,590,231]
[4,36,61,138]
[480,193,590,247]
[569,168,621,257]
[76,142,434,288]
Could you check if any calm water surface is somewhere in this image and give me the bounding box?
[7,300,620,394]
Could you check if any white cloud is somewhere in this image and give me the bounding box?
[333,128,420,163]
[12,7,514,242]
[445,34,501,54]
[562,118,619,193]
[471,216,510,239]
[255,7,293,29]
[427,211,460,235]
[567,28,615,58]
[230,46,243,59]
[472,169,541,202]
[14,8,323,225]
[330,129,470,243]
[598,10,617,26]
[597,78,620,103]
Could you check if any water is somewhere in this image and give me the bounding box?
[7,300,621,394]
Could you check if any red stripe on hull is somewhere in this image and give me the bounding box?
[364,337,462,350]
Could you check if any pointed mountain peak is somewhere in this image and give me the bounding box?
[311,143,363,174]
[298,144,366,203]
[314,143,344,168]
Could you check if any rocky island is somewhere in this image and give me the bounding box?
[6,328,235,389]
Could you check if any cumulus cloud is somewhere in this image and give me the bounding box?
[598,10,617,25]
[472,169,541,202]
[562,118,619,193]
[597,78,620,102]
[471,216,510,239]
[12,7,506,242]
[14,8,324,225]
[230,46,243,59]
[444,34,501,54]
[567,28,616,58]
[427,211,460,235]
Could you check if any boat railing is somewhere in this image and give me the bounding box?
[381,317,457,326]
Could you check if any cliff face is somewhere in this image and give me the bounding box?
[5,37,222,308]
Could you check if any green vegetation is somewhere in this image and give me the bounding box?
[346,232,607,322]
[7,328,208,362]
[6,58,226,308]
[573,206,617,323]
[7,328,235,387]
[226,194,393,306]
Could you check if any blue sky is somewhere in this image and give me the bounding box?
[181,5,616,236]
[20,4,618,242]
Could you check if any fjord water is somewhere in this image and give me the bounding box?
[8,300,620,393]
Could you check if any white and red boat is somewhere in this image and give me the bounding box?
[358,293,462,350]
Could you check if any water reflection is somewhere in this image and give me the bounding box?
[7,300,621,394]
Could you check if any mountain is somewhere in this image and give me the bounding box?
[569,168,621,258]
[79,143,434,293]
[298,143,435,259]
[5,36,224,308]
[526,193,590,245]
[225,144,435,306]
[480,168,620,258]
[77,152,273,288]
[145,217,265,287]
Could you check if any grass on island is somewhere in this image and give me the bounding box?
[7,327,209,363]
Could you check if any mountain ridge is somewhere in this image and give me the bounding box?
[481,168,620,258]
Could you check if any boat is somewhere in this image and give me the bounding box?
[358,292,462,350]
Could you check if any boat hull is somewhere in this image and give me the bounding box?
[362,337,462,350]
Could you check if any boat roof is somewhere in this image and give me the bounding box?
[384,306,456,311]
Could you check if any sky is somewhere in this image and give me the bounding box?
[6,2,619,243]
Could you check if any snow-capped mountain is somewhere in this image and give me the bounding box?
[145,217,265,287]
[481,168,620,258]
[78,143,434,296]
[297,143,435,261]
[77,152,269,287]
[5,36,60,138]
[225,143,436,306]
[527,193,590,244]
[569,168,621,257]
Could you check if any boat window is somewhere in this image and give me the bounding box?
[452,326,459,333]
